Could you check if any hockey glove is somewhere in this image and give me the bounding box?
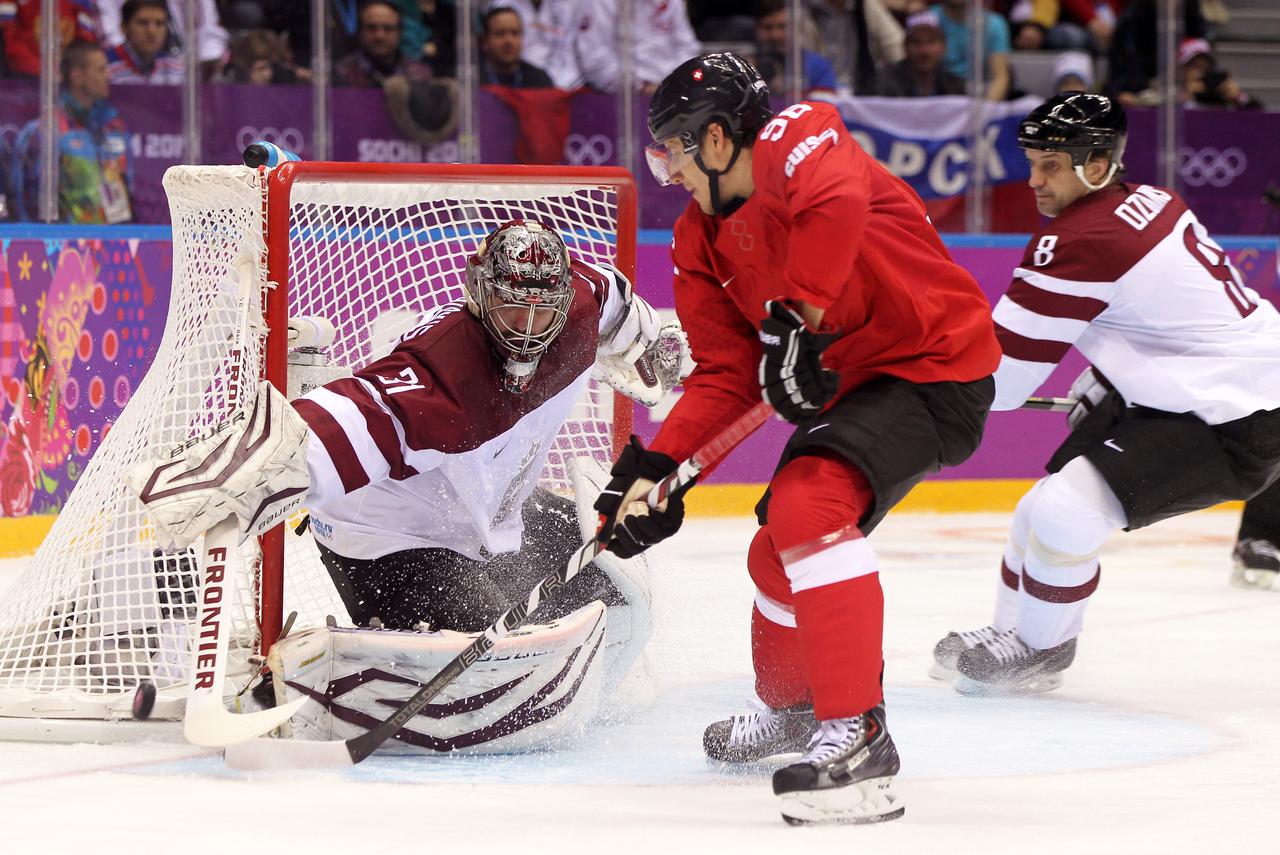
[1066,365,1115,430]
[758,300,839,424]
[594,436,691,559]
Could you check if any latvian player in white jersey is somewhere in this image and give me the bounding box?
[128,220,690,752]
[931,93,1280,694]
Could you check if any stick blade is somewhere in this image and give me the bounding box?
[224,735,356,770]
[183,696,309,748]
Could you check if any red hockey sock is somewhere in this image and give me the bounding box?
[751,605,810,709]
[793,573,885,720]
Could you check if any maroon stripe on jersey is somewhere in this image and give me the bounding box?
[293,399,370,494]
[1005,279,1108,322]
[571,259,612,315]
[1000,559,1019,591]
[993,323,1072,364]
[1022,565,1100,604]
[327,378,420,482]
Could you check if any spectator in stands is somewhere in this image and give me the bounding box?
[11,41,132,224]
[1108,0,1206,107]
[99,0,227,78]
[930,0,1010,100]
[752,0,837,98]
[495,0,701,93]
[1052,50,1094,94]
[105,0,183,84]
[2,0,101,78]
[1179,37,1263,111]
[221,29,310,85]
[1011,0,1117,55]
[478,7,552,88]
[395,0,457,78]
[334,0,433,87]
[875,10,964,97]
[808,0,904,95]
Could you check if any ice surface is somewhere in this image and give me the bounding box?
[1,510,1277,854]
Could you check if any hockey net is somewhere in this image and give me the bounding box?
[0,162,637,736]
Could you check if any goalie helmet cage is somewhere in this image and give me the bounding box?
[0,161,637,741]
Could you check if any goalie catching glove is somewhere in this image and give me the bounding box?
[595,279,692,407]
[594,436,691,558]
[758,300,839,424]
[126,382,311,550]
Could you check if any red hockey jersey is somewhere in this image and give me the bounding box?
[651,101,1001,462]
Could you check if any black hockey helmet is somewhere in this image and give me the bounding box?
[1018,92,1127,191]
[645,52,774,193]
[1018,92,1127,167]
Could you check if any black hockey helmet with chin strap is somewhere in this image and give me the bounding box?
[1018,92,1128,191]
[646,52,774,214]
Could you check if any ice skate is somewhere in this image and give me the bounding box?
[1231,539,1280,590]
[929,625,999,680]
[703,700,816,764]
[771,704,904,826]
[955,629,1076,695]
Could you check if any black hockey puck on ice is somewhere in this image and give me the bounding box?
[132,681,157,720]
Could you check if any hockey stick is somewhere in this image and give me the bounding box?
[224,400,776,770]
[1023,396,1077,413]
[182,516,308,746]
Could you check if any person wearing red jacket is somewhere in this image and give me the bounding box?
[594,52,1001,825]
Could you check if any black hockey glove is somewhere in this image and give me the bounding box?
[594,435,691,559]
[758,300,839,424]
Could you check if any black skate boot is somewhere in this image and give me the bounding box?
[929,625,999,680]
[955,629,1076,695]
[1231,539,1280,590]
[703,701,816,764]
[771,704,904,826]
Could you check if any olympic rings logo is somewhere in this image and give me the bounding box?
[1179,146,1247,188]
[563,133,612,166]
[236,126,305,154]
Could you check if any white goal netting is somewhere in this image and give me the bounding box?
[0,164,633,732]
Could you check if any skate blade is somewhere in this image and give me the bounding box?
[1231,566,1279,591]
[954,673,1064,697]
[927,662,958,681]
[778,776,905,826]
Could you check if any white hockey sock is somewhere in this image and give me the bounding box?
[993,479,1044,632]
[1016,459,1125,650]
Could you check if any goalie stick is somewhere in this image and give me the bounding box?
[223,400,776,770]
[183,516,309,746]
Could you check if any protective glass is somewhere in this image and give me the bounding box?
[645,135,699,186]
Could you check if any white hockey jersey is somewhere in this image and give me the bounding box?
[991,182,1280,425]
[293,260,631,561]
[492,0,701,90]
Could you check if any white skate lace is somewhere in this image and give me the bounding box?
[983,630,1032,664]
[958,625,998,647]
[801,716,864,766]
[728,699,782,747]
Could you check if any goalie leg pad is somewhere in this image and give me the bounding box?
[270,602,607,754]
[569,454,653,689]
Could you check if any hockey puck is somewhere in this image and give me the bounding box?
[132,681,157,720]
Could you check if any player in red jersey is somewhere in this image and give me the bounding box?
[931,93,1280,693]
[593,53,1001,825]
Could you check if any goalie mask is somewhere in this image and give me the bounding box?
[465,220,573,394]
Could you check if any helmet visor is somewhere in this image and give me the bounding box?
[645,136,698,186]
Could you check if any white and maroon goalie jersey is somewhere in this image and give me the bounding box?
[292,259,629,561]
[992,182,1280,425]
